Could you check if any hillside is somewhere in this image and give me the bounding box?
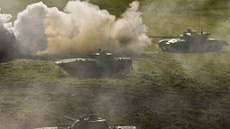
[1,0,230,129]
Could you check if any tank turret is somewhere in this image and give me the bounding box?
[69,113,109,129]
[149,28,228,53]
[34,112,136,129]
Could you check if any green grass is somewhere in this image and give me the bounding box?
[1,50,230,129]
[0,59,67,84]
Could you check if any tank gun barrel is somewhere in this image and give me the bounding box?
[148,36,179,39]
[41,109,76,122]
[63,116,77,122]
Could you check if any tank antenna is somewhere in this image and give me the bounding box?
[199,15,201,33]
[39,108,76,122]
[198,15,204,34]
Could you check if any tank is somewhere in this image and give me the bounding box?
[150,28,228,53]
[54,49,132,78]
[35,113,136,129]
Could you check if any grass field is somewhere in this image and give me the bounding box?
[1,0,230,129]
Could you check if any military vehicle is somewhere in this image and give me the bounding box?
[149,28,228,53]
[54,49,132,78]
[35,113,136,129]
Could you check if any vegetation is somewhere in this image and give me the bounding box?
[0,0,230,129]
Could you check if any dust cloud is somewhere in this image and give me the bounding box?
[0,0,150,59]
[0,9,15,60]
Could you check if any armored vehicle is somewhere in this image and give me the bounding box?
[150,28,228,53]
[35,113,136,129]
[54,49,132,78]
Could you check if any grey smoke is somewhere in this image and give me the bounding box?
[0,0,150,58]
[14,2,48,56]
[0,9,15,60]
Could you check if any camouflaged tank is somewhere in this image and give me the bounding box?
[150,28,228,53]
[35,113,136,129]
[54,49,132,78]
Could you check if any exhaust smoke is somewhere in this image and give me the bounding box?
[0,0,150,59]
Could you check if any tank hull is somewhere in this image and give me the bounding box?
[35,126,136,129]
[158,38,228,53]
[55,57,132,78]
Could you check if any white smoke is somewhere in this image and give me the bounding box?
[11,0,150,57]
[0,8,12,26]
[14,2,48,56]
[112,1,149,55]
[0,9,15,59]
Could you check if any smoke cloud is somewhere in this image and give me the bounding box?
[14,2,48,56]
[0,0,150,59]
[0,9,15,60]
